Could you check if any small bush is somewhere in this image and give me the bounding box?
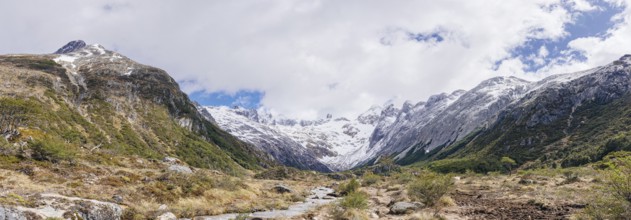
[436,196,456,208]
[362,173,380,186]
[253,166,298,180]
[0,137,9,147]
[143,171,224,202]
[30,139,76,163]
[339,178,360,195]
[559,171,580,185]
[582,194,631,219]
[427,158,502,173]
[608,156,631,203]
[212,176,247,191]
[339,192,369,210]
[407,171,454,207]
[330,207,369,220]
[393,171,417,184]
[232,213,250,220]
[582,155,631,219]
[121,208,146,220]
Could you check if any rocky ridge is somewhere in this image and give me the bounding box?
[0,40,271,174]
[204,55,631,171]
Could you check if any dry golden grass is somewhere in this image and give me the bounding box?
[0,169,48,193]
[1,155,610,220]
[0,156,333,219]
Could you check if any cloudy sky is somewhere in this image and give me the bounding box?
[1,0,630,119]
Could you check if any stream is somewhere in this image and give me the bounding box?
[196,187,336,220]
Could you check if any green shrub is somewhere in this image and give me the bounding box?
[407,171,454,206]
[232,213,250,220]
[559,171,580,185]
[0,137,9,147]
[608,156,631,203]
[362,173,380,186]
[339,178,360,195]
[144,171,230,202]
[212,176,247,191]
[253,166,299,180]
[393,171,417,184]
[121,208,145,220]
[500,156,517,175]
[30,139,76,163]
[582,194,631,219]
[339,192,368,210]
[427,158,502,173]
[582,155,631,219]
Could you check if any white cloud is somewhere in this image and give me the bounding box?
[568,0,600,11]
[539,45,550,58]
[536,0,631,75]
[0,0,626,119]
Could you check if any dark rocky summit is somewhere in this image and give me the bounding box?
[54,40,87,54]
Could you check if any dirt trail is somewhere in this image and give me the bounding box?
[452,190,584,219]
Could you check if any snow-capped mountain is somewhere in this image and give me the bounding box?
[202,55,631,171]
[203,105,395,171]
[368,76,532,164]
[201,76,558,171]
[0,40,273,173]
[367,90,467,158]
[200,107,332,172]
[53,40,141,78]
[440,55,631,170]
[48,40,152,104]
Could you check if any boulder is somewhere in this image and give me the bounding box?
[272,185,293,194]
[156,212,177,220]
[112,195,123,204]
[326,192,342,197]
[168,164,193,174]
[72,199,123,220]
[0,206,31,220]
[162,157,179,164]
[518,178,536,185]
[389,202,422,215]
[369,212,379,219]
[1,194,122,220]
[158,204,168,210]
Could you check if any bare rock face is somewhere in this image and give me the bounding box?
[156,212,177,220]
[168,164,193,174]
[0,206,32,220]
[389,202,423,215]
[0,193,122,220]
[201,106,334,172]
[198,54,631,171]
[54,40,87,54]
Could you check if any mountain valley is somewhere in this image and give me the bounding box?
[206,55,631,174]
[1,41,631,219]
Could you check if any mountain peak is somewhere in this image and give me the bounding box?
[478,76,529,88]
[54,40,87,54]
[617,54,631,64]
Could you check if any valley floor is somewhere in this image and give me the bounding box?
[1,155,629,220]
[300,168,599,220]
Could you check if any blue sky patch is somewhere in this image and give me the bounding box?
[408,32,444,43]
[380,27,446,45]
[189,90,264,109]
[496,0,624,72]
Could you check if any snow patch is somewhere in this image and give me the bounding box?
[124,67,134,76]
[53,55,77,63]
